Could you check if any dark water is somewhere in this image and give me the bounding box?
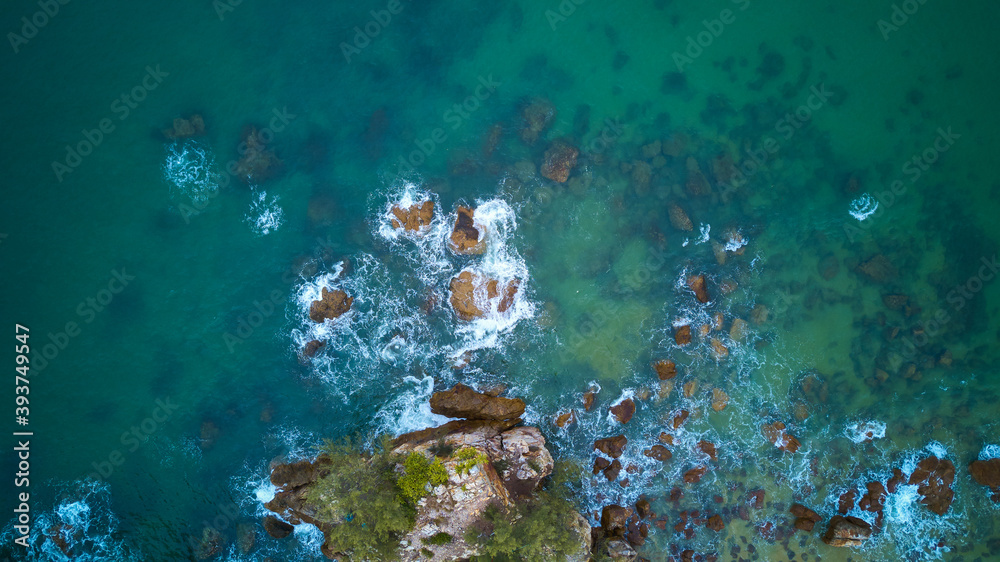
[1,1,999,560]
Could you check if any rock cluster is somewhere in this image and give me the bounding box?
[448,206,487,255]
[390,200,434,232]
[162,114,205,139]
[448,270,519,321]
[308,288,353,323]
[969,458,1000,502]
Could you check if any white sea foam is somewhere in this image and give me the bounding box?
[163,140,220,205]
[979,444,1000,460]
[846,420,887,443]
[245,187,284,236]
[849,193,879,221]
[372,375,450,438]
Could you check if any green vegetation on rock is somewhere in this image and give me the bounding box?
[421,531,453,545]
[304,436,415,561]
[454,447,490,476]
[398,451,449,505]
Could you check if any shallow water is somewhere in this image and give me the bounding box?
[2,0,999,560]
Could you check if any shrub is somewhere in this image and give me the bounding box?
[421,547,435,558]
[428,439,455,458]
[398,451,449,505]
[421,531,453,545]
[454,447,489,476]
[303,436,415,561]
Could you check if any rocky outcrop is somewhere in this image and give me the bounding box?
[308,288,353,323]
[686,274,710,303]
[265,388,590,561]
[594,435,628,458]
[448,270,520,321]
[449,206,487,255]
[429,383,525,421]
[390,200,434,232]
[762,421,801,453]
[609,398,635,424]
[908,456,955,515]
[970,458,1000,502]
[822,515,871,547]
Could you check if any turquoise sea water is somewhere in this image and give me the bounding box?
[1,0,999,560]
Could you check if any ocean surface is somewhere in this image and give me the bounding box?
[1,0,999,560]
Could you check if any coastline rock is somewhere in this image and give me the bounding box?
[163,114,205,139]
[520,97,556,145]
[390,200,435,232]
[668,203,694,231]
[449,206,487,255]
[654,360,677,380]
[729,318,749,341]
[710,338,728,360]
[263,516,294,539]
[643,445,672,462]
[762,421,800,453]
[541,140,579,183]
[686,275,710,303]
[429,383,525,421]
[822,515,871,547]
[969,459,1000,501]
[610,398,635,424]
[309,288,353,323]
[448,270,520,321]
[674,324,692,345]
[555,410,576,428]
[683,466,708,484]
[594,435,628,458]
[790,504,822,533]
[711,389,729,412]
[697,440,717,462]
[706,514,725,532]
[302,339,325,358]
[672,410,690,429]
[908,456,955,515]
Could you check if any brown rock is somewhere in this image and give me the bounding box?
[706,514,725,532]
[610,398,636,424]
[658,432,674,445]
[583,389,597,411]
[674,324,692,345]
[697,440,718,462]
[751,304,769,324]
[668,203,694,231]
[540,140,579,183]
[887,468,906,494]
[429,383,525,421]
[519,97,556,145]
[163,114,205,139]
[729,318,749,341]
[653,360,677,380]
[838,489,857,514]
[672,410,690,429]
[390,200,435,232]
[711,389,729,412]
[643,445,672,462]
[710,338,728,360]
[747,490,765,509]
[822,515,871,547]
[687,275,710,303]
[593,457,611,474]
[263,516,294,539]
[683,466,708,483]
[682,379,698,398]
[555,410,576,428]
[594,435,628,458]
[685,157,712,197]
[302,339,325,357]
[309,288,353,323]
[762,421,800,453]
[969,459,1000,498]
[448,271,518,321]
[497,279,520,313]
[790,504,822,522]
[908,456,955,515]
[601,505,633,538]
[860,481,886,513]
[604,459,622,481]
[635,499,652,519]
[449,206,486,254]
[856,254,898,283]
[794,518,816,532]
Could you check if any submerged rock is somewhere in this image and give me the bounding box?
[856,254,898,283]
[235,127,281,182]
[762,421,801,453]
[520,97,556,145]
[429,383,525,421]
[390,200,435,232]
[449,206,487,255]
[685,157,712,197]
[674,324,692,345]
[263,515,294,539]
[711,388,729,412]
[163,114,205,139]
[540,140,579,182]
[309,288,353,323]
[822,515,871,547]
[668,203,694,231]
